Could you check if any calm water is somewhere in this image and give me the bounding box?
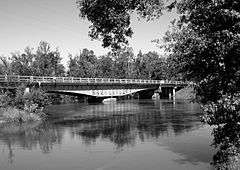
[0,99,214,170]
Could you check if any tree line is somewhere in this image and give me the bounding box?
[0,41,181,80]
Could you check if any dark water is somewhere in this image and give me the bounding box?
[0,99,214,170]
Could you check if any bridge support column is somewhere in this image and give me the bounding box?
[169,92,172,99]
[168,87,177,99]
[172,87,176,100]
[157,86,162,99]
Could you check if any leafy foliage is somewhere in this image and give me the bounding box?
[163,0,240,103]
[33,41,65,76]
[160,0,240,168]
[110,47,135,78]
[202,93,240,126]
[0,91,15,108]
[67,48,98,77]
[11,47,35,76]
[2,107,44,123]
[9,41,65,77]
[0,56,12,75]
[67,47,169,80]
[211,123,240,170]
[0,85,51,122]
[15,85,50,110]
[95,55,115,78]
[77,0,164,49]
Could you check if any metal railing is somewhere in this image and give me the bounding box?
[0,75,190,85]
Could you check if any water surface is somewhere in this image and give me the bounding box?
[0,99,214,170]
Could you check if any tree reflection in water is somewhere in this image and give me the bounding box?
[61,100,202,150]
[0,121,63,163]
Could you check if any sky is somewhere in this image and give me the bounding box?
[0,0,177,64]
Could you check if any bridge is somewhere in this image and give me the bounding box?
[0,75,190,102]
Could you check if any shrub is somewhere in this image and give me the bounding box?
[13,85,51,109]
[0,85,50,123]
[201,93,240,168]
[201,93,240,125]
[2,107,44,123]
[0,91,15,108]
[23,89,51,109]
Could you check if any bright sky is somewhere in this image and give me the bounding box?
[0,0,177,64]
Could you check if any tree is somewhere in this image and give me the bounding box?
[161,0,240,101]
[163,54,184,81]
[33,41,65,76]
[77,0,165,49]
[110,47,135,78]
[1,42,65,77]
[144,51,166,80]
[133,51,166,79]
[11,47,35,76]
[95,55,115,78]
[67,55,80,77]
[161,0,240,168]
[133,50,149,79]
[0,56,12,75]
[67,48,97,77]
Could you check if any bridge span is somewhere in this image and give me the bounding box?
[0,75,190,102]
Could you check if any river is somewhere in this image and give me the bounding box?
[0,99,214,170]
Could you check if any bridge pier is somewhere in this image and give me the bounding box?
[172,87,176,100]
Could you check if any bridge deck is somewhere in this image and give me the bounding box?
[0,75,189,86]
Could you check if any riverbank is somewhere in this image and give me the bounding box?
[0,107,46,124]
[175,86,196,100]
[0,87,50,124]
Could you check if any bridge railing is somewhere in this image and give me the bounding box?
[0,75,190,85]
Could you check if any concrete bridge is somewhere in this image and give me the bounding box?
[0,75,190,102]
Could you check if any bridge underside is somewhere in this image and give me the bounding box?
[38,82,161,101]
[47,88,157,102]
[49,89,148,98]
